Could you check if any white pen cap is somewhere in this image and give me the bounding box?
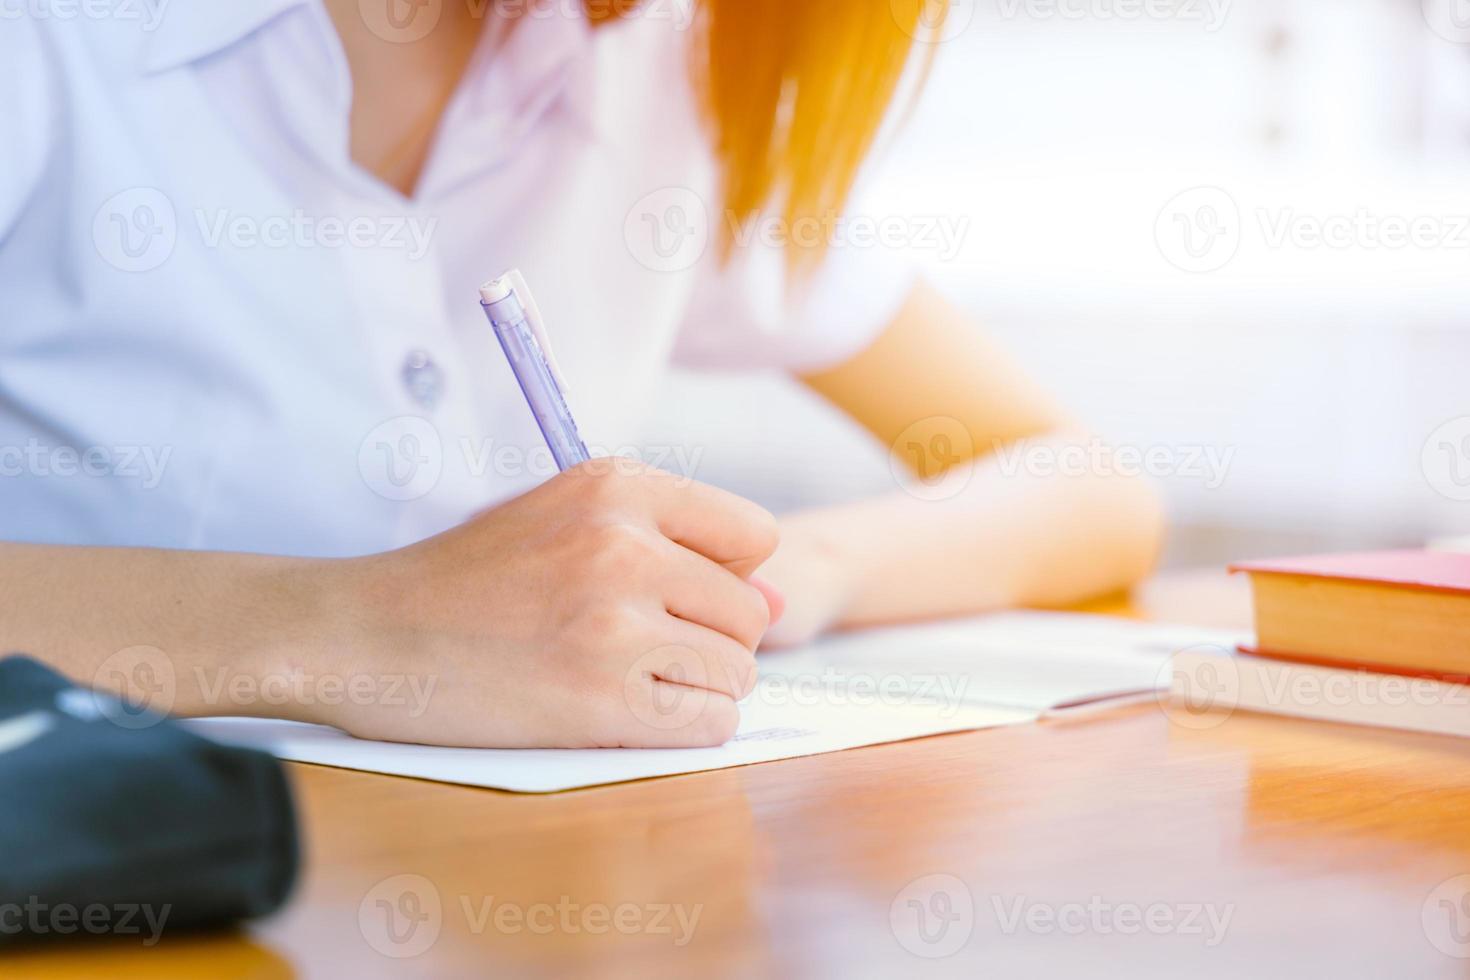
[479,277,514,305]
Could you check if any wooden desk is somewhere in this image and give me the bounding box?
[14,573,1470,978]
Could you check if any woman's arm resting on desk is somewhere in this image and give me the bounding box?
[760,281,1166,647]
[0,462,777,748]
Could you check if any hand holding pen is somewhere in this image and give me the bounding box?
[305,273,785,749]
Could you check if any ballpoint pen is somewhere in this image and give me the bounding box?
[479,270,592,472]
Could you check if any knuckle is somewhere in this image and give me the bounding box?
[725,650,759,699]
[571,600,643,649]
[745,506,780,559]
[573,462,635,510]
[690,698,740,746]
[586,521,659,575]
[742,584,772,639]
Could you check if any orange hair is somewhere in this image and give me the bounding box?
[591,0,946,273]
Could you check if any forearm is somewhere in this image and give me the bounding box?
[780,433,1165,630]
[0,543,348,719]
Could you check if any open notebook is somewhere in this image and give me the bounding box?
[186,613,1247,793]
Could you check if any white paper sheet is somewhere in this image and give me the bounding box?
[185,613,1248,793]
[186,695,1036,794]
[761,612,1250,712]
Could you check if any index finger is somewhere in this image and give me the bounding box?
[639,468,779,578]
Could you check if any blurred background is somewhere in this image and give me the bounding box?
[646,0,1470,568]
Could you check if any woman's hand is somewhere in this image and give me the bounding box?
[312,460,779,749]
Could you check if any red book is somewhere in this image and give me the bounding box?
[1230,551,1470,681]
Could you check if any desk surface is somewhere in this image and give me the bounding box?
[14,572,1470,979]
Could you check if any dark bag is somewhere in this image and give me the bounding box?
[0,656,299,945]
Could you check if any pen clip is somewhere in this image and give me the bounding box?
[503,268,573,398]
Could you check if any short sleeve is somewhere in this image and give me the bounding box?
[670,194,920,374]
[0,17,56,240]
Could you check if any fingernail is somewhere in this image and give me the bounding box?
[750,575,786,626]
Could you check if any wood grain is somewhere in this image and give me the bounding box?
[13,573,1470,978]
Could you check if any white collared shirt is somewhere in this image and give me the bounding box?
[0,1,914,556]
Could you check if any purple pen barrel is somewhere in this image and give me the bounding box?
[480,285,592,473]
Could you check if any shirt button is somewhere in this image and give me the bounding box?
[401,350,445,411]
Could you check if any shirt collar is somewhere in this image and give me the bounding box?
[142,0,312,74]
